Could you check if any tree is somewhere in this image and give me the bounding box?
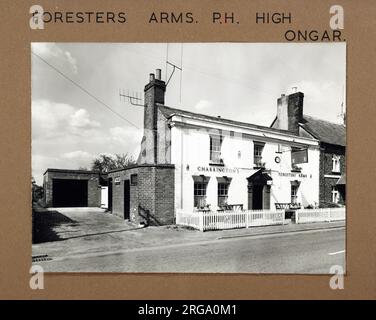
[90,153,136,173]
[32,176,44,203]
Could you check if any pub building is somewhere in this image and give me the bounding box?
[108,69,321,225]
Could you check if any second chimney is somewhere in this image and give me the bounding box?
[275,92,304,135]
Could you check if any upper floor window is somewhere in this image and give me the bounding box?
[332,155,341,173]
[210,135,223,164]
[254,142,265,168]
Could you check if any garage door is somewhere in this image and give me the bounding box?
[52,179,88,207]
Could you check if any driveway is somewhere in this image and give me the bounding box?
[32,207,140,241]
[32,206,205,259]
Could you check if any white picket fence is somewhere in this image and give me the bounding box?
[176,209,285,231]
[295,207,346,224]
[176,207,346,231]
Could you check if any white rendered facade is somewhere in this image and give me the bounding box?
[169,114,320,213]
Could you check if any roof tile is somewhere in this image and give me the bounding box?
[300,115,346,147]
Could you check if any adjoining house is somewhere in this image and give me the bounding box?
[271,92,346,206]
[108,69,322,225]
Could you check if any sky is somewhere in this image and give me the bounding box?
[32,42,346,184]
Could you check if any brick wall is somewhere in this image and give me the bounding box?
[108,164,175,225]
[319,143,346,205]
[154,166,175,224]
[43,170,101,207]
[109,167,140,221]
[139,78,166,164]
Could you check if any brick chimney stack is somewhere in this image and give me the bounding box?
[139,69,166,164]
[275,92,304,135]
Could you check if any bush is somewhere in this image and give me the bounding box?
[36,198,47,208]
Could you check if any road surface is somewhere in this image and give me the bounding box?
[36,227,345,273]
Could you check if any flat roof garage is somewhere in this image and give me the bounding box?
[43,169,102,208]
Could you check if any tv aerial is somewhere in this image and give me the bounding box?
[119,89,144,107]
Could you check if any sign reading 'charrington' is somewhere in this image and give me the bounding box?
[196,166,240,174]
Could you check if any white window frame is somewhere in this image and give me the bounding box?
[194,182,208,208]
[217,182,229,207]
[291,185,299,204]
[254,142,264,167]
[331,186,340,204]
[332,155,341,173]
[210,135,223,164]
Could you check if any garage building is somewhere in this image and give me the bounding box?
[43,169,102,207]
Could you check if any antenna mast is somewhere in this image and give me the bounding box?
[166,61,182,86]
[338,84,346,125]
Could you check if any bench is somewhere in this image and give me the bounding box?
[217,204,244,212]
[275,203,301,221]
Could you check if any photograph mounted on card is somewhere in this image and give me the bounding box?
[31,42,346,273]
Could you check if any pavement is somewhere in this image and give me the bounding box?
[32,207,346,273]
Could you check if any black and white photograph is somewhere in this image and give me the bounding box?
[31,43,346,273]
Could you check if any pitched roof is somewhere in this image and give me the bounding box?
[299,115,346,147]
[158,104,301,136]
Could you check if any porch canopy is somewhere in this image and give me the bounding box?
[247,169,273,185]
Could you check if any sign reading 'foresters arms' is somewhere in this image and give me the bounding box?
[29,5,345,42]
[278,172,311,179]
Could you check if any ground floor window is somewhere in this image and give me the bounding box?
[217,183,229,207]
[331,186,340,203]
[194,182,207,208]
[291,184,299,204]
